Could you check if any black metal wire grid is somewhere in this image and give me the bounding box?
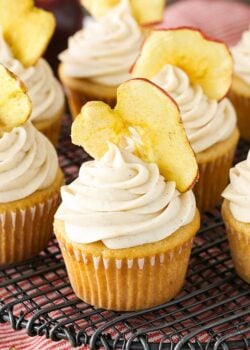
[0,115,249,350]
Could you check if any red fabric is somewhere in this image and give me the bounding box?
[0,0,249,349]
[162,0,250,45]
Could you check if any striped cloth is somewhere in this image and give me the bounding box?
[0,0,249,349]
[163,0,250,45]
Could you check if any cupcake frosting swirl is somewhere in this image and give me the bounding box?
[55,143,196,249]
[59,0,144,86]
[0,122,58,203]
[0,29,64,123]
[222,150,250,223]
[152,65,236,153]
[231,27,250,85]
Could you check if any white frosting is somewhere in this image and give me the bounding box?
[0,29,64,123]
[231,27,250,85]
[59,0,143,86]
[222,150,250,223]
[55,143,196,249]
[0,122,58,203]
[152,65,237,153]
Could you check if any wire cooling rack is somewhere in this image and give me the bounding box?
[0,115,249,350]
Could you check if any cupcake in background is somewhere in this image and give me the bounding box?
[54,78,200,311]
[0,65,64,265]
[222,150,250,283]
[228,27,250,141]
[58,0,144,119]
[132,28,239,212]
[0,1,65,146]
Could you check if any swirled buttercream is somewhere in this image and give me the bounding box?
[152,65,236,153]
[231,27,250,85]
[0,122,58,203]
[55,143,196,249]
[222,150,250,223]
[59,0,144,86]
[0,29,64,123]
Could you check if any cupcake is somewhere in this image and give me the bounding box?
[54,78,200,311]
[132,28,240,212]
[222,150,250,283]
[228,27,250,141]
[0,3,65,146]
[0,64,64,265]
[58,0,144,119]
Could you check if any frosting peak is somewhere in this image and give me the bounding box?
[231,27,250,85]
[0,29,64,123]
[0,122,58,203]
[222,150,250,223]
[55,144,196,249]
[59,0,143,86]
[152,65,236,153]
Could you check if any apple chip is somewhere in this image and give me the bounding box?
[0,65,31,133]
[72,78,198,192]
[0,0,55,67]
[132,28,233,100]
[130,0,165,25]
[81,0,165,25]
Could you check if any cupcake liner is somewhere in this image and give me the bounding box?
[194,129,239,212]
[58,238,194,311]
[0,167,65,266]
[0,192,60,265]
[228,88,250,141]
[33,106,65,147]
[65,86,117,120]
[58,64,117,120]
[55,211,200,311]
[222,200,250,283]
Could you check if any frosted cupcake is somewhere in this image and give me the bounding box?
[132,28,240,211]
[0,122,64,264]
[228,27,250,141]
[0,30,65,146]
[0,64,64,265]
[58,0,143,119]
[55,144,199,310]
[54,78,200,311]
[222,150,250,283]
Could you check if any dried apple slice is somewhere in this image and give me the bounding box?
[0,0,32,29]
[130,0,165,25]
[0,0,55,67]
[72,78,198,192]
[0,65,31,133]
[132,28,233,100]
[81,0,165,25]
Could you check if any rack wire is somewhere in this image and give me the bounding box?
[0,115,249,350]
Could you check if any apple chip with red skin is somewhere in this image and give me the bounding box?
[132,28,233,100]
[72,78,198,192]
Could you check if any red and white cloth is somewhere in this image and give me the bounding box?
[0,1,249,349]
[162,0,250,46]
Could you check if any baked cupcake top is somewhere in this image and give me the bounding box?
[0,121,59,203]
[132,28,236,154]
[0,29,64,123]
[222,150,250,223]
[55,143,196,249]
[231,27,250,85]
[152,65,236,153]
[59,0,143,86]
